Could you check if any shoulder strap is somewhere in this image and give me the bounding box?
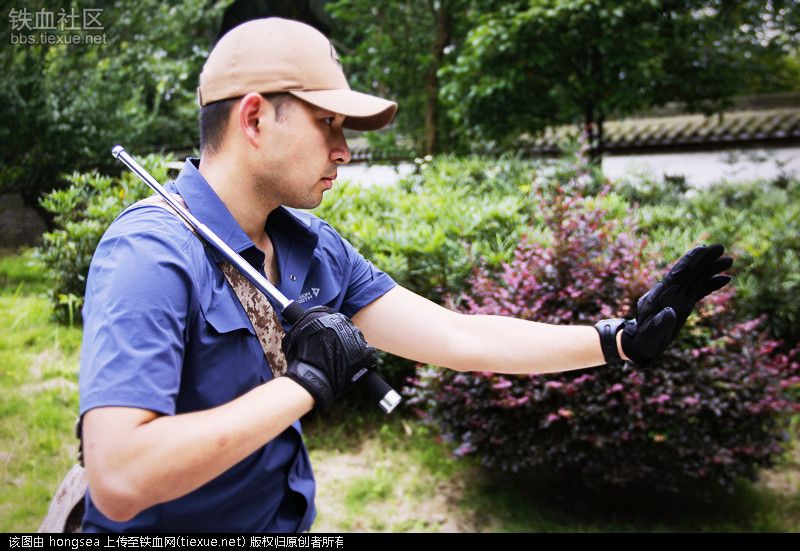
[217,262,288,377]
[134,194,289,377]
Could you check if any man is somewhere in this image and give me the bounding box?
[79,18,732,532]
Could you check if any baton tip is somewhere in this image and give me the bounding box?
[111,145,125,158]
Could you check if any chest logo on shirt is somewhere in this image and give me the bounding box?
[297,287,322,303]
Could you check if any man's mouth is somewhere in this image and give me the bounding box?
[321,174,336,189]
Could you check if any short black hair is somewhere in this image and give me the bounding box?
[199,92,292,155]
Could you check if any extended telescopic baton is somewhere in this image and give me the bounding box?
[112,145,402,414]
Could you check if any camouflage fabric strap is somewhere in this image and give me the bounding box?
[136,194,288,377]
[217,262,288,377]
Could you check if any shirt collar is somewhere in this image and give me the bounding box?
[172,158,319,265]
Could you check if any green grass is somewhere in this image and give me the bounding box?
[458,457,800,532]
[0,249,83,532]
[0,248,49,296]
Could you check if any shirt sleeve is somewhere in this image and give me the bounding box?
[79,208,194,418]
[333,227,397,319]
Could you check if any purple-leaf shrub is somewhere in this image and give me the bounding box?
[406,188,800,495]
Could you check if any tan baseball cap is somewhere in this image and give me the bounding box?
[197,17,397,131]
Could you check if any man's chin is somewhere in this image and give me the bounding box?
[285,195,324,210]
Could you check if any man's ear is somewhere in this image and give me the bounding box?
[238,92,274,148]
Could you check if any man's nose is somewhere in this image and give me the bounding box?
[330,130,351,165]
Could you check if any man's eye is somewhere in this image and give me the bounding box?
[322,117,334,126]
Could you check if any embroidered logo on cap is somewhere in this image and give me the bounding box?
[329,42,341,68]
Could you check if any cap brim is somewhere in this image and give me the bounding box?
[289,89,397,131]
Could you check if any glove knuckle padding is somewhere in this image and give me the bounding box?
[621,307,675,365]
[282,306,376,411]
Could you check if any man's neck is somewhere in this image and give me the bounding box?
[197,156,280,245]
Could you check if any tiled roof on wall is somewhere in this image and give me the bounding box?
[527,107,800,154]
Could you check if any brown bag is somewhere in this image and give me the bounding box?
[39,194,288,532]
[38,464,87,533]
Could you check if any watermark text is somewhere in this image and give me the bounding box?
[9,7,106,45]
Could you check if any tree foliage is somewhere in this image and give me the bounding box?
[326,0,479,155]
[0,0,230,205]
[3,0,799,197]
[440,0,800,153]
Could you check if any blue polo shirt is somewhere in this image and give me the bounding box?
[78,158,396,532]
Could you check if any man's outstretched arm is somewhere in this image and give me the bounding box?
[353,244,732,374]
[353,285,621,374]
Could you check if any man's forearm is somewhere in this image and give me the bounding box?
[84,377,313,521]
[451,314,627,374]
[354,286,628,375]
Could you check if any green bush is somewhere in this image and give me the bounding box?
[314,156,539,302]
[314,155,546,384]
[37,154,544,331]
[0,1,227,205]
[35,155,170,324]
[407,186,800,497]
[615,174,689,207]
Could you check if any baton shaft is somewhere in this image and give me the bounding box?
[112,146,292,311]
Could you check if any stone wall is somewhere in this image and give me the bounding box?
[0,194,47,248]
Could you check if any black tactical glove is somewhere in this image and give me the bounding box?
[281,306,377,412]
[596,244,733,365]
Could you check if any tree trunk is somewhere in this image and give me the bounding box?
[596,116,605,160]
[583,106,598,165]
[584,33,604,165]
[424,2,452,155]
[582,109,605,166]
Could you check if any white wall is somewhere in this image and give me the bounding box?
[602,146,800,187]
[338,163,415,186]
[337,147,800,188]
